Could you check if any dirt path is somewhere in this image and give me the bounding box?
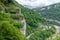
[26,33,34,39]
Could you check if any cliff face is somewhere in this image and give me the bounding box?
[0,0,26,35]
[0,0,26,40]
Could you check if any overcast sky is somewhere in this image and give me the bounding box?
[16,0,60,8]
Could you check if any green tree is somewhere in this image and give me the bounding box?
[0,21,26,40]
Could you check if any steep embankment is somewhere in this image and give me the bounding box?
[20,18,26,35]
[0,0,26,40]
[0,0,57,40]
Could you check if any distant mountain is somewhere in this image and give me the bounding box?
[24,5,34,9]
[23,4,45,9]
[34,3,60,12]
[34,3,60,25]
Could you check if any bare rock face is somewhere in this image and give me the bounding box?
[12,8,26,35]
[20,18,26,35]
[14,14,26,35]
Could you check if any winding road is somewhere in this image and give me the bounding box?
[27,18,60,39]
[46,19,60,34]
[46,19,60,40]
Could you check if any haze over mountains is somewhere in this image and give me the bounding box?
[16,0,60,8]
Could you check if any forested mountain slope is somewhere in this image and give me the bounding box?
[19,2,56,40]
[0,0,26,40]
[32,3,60,40]
[0,0,57,40]
[34,3,60,26]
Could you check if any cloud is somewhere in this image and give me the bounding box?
[16,0,60,8]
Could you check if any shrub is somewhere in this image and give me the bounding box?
[13,21,23,29]
[0,11,26,40]
[0,21,26,40]
[0,12,10,21]
[29,26,56,40]
[10,14,24,19]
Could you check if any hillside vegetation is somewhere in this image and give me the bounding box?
[0,0,57,40]
[35,3,60,26]
[0,0,26,40]
[34,3,60,40]
[19,2,56,40]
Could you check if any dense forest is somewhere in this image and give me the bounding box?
[0,0,60,40]
[34,3,60,26]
